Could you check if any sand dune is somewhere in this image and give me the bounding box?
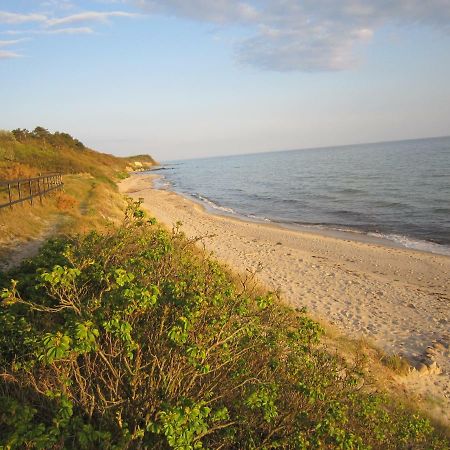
[120,173,450,425]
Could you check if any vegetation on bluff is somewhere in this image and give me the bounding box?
[0,203,447,449]
[0,127,155,254]
[0,127,156,181]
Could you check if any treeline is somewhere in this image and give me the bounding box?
[0,127,156,181]
[11,126,85,151]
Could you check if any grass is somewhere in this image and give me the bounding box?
[0,126,153,263]
[0,174,128,272]
[380,354,411,376]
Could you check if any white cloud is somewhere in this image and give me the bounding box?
[0,11,47,24]
[0,39,27,46]
[135,0,258,23]
[134,0,450,71]
[0,49,21,58]
[0,5,138,61]
[46,10,139,27]
[2,27,94,35]
[46,26,95,34]
[237,27,360,72]
[0,38,27,59]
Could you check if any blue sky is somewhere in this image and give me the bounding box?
[1,1,450,161]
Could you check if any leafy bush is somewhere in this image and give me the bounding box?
[0,204,447,449]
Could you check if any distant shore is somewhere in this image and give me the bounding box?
[120,173,450,424]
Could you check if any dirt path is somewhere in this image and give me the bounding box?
[0,216,63,271]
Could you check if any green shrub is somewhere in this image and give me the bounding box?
[115,171,130,180]
[0,203,447,449]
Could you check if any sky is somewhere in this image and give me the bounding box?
[1,1,450,161]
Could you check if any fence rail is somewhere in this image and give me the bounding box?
[0,173,63,209]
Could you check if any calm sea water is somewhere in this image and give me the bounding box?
[155,137,450,255]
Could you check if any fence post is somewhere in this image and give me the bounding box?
[7,183,12,209]
[29,180,33,205]
[38,178,43,205]
[17,181,21,205]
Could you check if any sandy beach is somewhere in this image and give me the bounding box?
[120,173,450,424]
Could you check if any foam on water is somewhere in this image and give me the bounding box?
[192,193,236,214]
[368,233,450,256]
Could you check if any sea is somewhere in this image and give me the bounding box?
[153,136,450,256]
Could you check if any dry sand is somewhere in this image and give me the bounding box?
[120,173,450,425]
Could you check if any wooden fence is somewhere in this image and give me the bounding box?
[0,173,63,209]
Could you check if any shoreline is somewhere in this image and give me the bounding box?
[120,173,450,424]
[152,171,450,258]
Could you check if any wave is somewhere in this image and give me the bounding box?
[370,200,409,209]
[433,207,450,214]
[367,232,450,256]
[272,220,450,256]
[192,193,236,214]
[336,188,366,195]
[188,192,272,222]
[152,175,172,190]
[247,214,271,222]
[333,210,368,220]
